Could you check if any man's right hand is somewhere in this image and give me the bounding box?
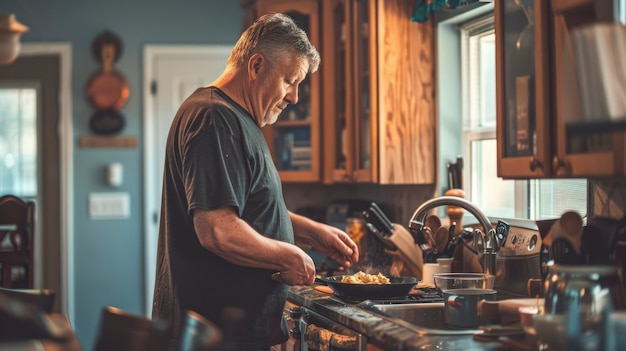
[271,248,316,286]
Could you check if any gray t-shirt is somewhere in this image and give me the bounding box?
[152,86,293,348]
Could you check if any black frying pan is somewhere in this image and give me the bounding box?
[89,109,125,135]
[316,275,420,299]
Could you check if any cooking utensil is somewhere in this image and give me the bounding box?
[443,288,497,329]
[385,225,424,278]
[362,209,399,250]
[425,214,442,233]
[559,211,583,253]
[363,222,397,251]
[434,226,449,254]
[416,226,438,262]
[89,109,125,135]
[315,275,420,299]
[446,156,464,190]
[361,209,389,237]
[86,42,129,110]
[582,217,621,265]
[433,273,496,292]
[477,298,543,326]
[369,202,394,235]
[551,237,585,264]
[543,264,625,314]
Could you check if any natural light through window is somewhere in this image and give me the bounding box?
[0,87,38,197]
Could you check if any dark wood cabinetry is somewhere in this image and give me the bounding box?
[256,0,322,182]
[250,0,436,184]
[321,0,436,184]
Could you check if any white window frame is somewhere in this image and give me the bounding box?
[458,12,587,221]
[459,15,527,217]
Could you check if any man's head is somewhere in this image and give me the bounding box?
[228,13,320,74]
[226,13,320,126]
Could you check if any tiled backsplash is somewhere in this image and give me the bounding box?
[592,179,626,219]
[282,183,437,224]
[282,179,626,227]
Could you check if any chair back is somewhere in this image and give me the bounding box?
[0,194,35,288]
[94,306,173,351]
[0,293,64,341]
[179,310,223,351]
[0,287,55,313]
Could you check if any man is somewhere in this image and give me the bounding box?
[152,13,359,350]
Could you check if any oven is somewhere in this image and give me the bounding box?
[297,307,367,351]
[283,287,444,351]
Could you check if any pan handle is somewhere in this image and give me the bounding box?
[314,277,327,285]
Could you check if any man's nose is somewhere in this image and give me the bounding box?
[286,85,299,105]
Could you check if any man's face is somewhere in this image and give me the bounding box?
[253,53,309,127]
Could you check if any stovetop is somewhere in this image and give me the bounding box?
[330,287,444,305]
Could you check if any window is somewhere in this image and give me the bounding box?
[0,85,38,198]
[457,12,587,221]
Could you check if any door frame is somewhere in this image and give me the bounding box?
[142,45,232,315]
[19,43,74,318]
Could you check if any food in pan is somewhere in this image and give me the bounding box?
[340,271,391,284]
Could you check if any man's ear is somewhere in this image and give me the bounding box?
[248,53,265,80]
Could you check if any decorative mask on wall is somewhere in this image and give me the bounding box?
[86,30,129,135]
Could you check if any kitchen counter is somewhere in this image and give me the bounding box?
[288,285,513,351]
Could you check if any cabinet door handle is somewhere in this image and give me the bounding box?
[552,156,570,176]
[529,157,543,172]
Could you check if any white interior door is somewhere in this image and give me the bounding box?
[143,45,232,315]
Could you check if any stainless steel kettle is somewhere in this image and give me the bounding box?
[544,264,624,314]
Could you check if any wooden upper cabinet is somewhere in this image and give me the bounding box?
[251,0,435,184]
[496,0,626,179]
[256,0,322,182]
[322,0,436,184]
[495,0,551,178]
[550,0,626,177]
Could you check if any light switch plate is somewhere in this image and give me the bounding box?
[89,192,130,220]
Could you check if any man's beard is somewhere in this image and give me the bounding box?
[263,109,281,126]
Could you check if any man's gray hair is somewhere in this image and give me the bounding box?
[228,13,320,74]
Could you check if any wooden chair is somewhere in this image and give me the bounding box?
[0,292,64,341]
[0,286,55,313]
[178,310,223,351]
[0,194,35,288]
[94,306,173,351]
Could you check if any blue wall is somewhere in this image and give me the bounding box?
[0,0,242,348]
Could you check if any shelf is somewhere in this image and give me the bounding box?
[566,119,626,137]
[79,135,137,148]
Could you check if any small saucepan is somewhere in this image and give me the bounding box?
[316,275,420,299]
[443,288,497,328]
